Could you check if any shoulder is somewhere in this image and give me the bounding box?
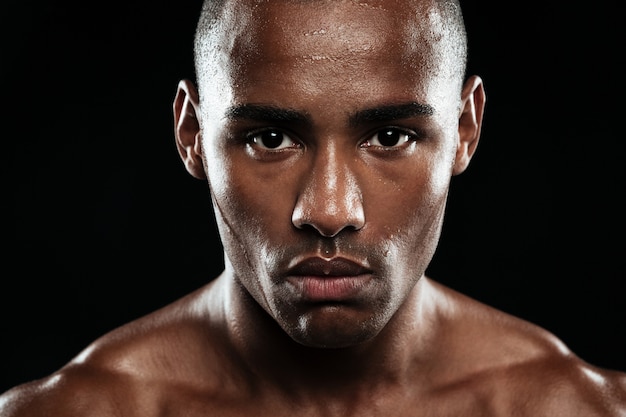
[0,365,130,417]
[0,315,172,417]
[0,282,233,417]
[504,354,626,416]
[427,278,626,416]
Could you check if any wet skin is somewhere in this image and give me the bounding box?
[185,0,479,349]
[3,0,625,416]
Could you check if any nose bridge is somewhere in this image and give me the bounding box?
[292,142,365,237]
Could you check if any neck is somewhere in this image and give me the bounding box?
[216,272,441,398]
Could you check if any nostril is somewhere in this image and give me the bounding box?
[293,222,337,238]
[292,203,365,237]
[294,221,357,238]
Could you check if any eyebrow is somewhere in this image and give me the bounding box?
[349,102,435,127]
[225,104,311,125]
[224,102,435,126]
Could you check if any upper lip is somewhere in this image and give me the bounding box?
[287,257,372,277]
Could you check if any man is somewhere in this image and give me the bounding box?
[1,0,625,415]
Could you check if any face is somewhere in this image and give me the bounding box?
[190,0,477,348]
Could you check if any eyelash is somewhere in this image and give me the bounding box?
[245,126,421,152]
[360,126,420,149]
[245,128,301,151]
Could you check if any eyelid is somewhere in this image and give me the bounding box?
[360,126,421,148]
[245,127,302,151]
[241,125,422,150]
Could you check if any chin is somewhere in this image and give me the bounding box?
[285,306,386,349]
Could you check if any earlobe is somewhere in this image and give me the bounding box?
[173,79,206,179]
[453,75,486,176]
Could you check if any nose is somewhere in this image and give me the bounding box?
[292,145,365,237]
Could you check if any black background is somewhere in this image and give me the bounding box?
[1,1,624,393]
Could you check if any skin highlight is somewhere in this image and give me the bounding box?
[1,0,625,416]
[192,0,469,350]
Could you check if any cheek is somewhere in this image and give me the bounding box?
[367,147,453,223]
[366,151,452,265]
[404,156,452,244]
[204,153,284,308]
[205,147,293,258]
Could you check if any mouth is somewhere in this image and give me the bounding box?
[285,257,374,302]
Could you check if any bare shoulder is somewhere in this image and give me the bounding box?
[428,278,626,416]
[0,281,235,417]
[508,352,626,416]
[0,363,133,417]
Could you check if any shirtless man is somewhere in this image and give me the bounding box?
[1,0,625,415]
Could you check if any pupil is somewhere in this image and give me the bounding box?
[262,131,283,148]
[379,129,400,146]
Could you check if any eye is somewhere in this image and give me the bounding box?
[248,129,299,151]
[362,128,414,148]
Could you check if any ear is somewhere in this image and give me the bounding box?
[452,75,486,175]
[173,79,206,179]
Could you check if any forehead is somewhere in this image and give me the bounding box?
[219,0,444,65]
[234,2,428,48]
[202,0,458,112]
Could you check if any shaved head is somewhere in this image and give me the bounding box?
[193,0,469,106]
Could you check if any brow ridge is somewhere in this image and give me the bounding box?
[225,102,435,126]
[225,104,310,124]
[349,102,435,126]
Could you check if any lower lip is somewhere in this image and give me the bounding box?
[287,275,373,301]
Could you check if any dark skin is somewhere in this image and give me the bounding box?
[2,0,625,416]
